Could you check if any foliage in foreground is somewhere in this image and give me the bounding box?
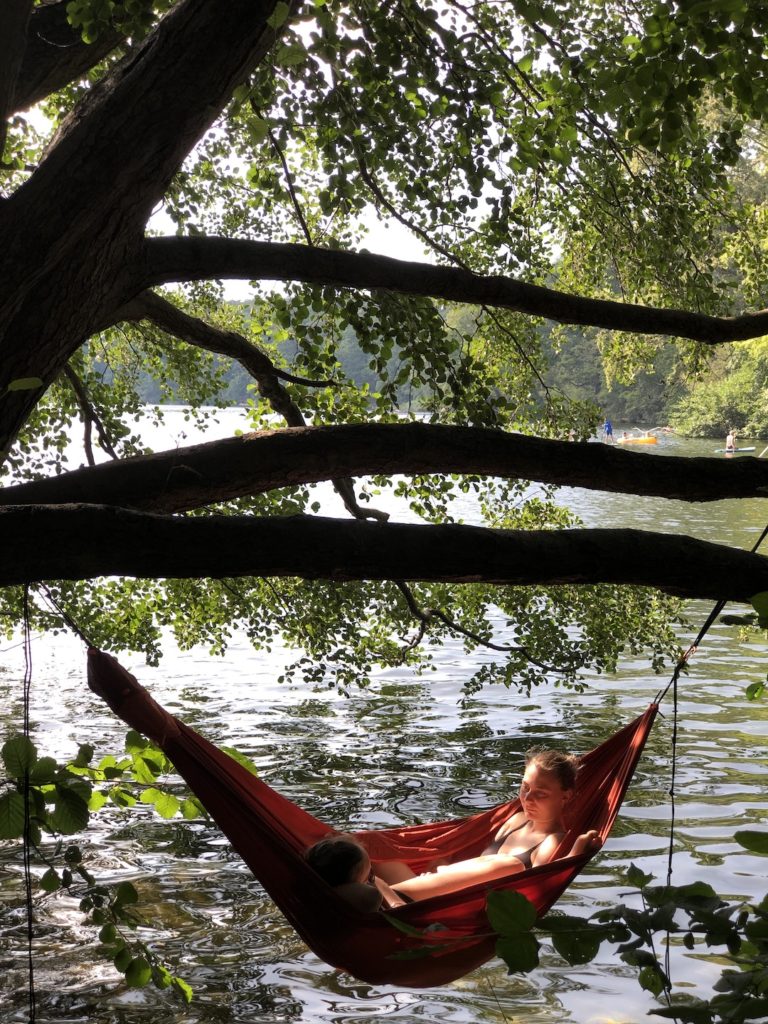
[0,731,231,1003]
[486,860,768,1024]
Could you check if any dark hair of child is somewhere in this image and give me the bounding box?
[305,835,368,887]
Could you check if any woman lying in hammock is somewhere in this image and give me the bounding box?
[307,747,602,908]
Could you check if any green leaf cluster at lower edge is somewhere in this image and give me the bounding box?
[1,729,205,1003]
[487,864,768,1024]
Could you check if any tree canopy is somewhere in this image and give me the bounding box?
[3,0,768,689]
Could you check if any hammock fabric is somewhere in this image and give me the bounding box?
[87,648,658,988]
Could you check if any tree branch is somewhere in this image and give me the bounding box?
[116,291,388,521]
[62,363,119,464]
[12,2,124,114]
[1,424,766,513]
[2,505,767,600]
[0,0,33,153]
[141,237,768,344]
[4,0,293,309]
[117,290,334,390]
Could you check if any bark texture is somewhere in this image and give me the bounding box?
[3,424,768,512]
[143,237,768,344]
[3,505,767,599]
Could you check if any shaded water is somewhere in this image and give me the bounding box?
[1,415,767,1023]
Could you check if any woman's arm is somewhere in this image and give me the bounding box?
[391,853,525,900]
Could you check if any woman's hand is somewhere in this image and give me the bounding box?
[569,829,602,856]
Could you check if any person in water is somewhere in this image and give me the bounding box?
[307,748,600,906]
[725,429,736,453]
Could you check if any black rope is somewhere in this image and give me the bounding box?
[653,517,768,996]
[22,586,37,1023]
[34,584,96,648]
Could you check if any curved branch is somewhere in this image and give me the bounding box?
[141,236,768,344]
[116,291,388,522]
[62,363,119,463]
[2,505,767,600]
[116,291,334,389]
[12,2,124,114]
[2,424,767,513]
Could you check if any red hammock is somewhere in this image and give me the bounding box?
[87,648,657,988]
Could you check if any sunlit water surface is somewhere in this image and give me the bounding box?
[1,412,767,1024]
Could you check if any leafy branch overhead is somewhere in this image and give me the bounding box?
[3,0,768,669]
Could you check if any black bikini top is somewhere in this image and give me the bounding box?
[482,820,547,868]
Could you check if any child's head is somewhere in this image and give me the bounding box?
[305,835,371,887]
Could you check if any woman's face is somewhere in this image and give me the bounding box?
[519,763,572,824]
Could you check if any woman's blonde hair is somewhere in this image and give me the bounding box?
[525,747,579,790]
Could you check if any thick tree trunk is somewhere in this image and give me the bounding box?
[3,424,768,512]
[0,0,290,462]
[3,505,767,600]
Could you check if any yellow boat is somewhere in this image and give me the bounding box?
[616,434,658,445]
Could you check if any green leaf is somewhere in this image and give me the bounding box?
[99,923,117,944]
[638,964,666,997]
[266,1,290,29]
[6,377,44,392]
[124,730,148,754]
[551,928,602,965]
[172,977,193,1004]
[152,964,173,989]
[73,744,95,768]
[486,890,537,935]
[130,754,162,784]
[29,757,58,784]
[2,735,37,777]
[625,863,654,889]
[0,792,26,838]
[517,52,534,74]
[220,746,259,776]
[114,881,139,907]
[109,786,136,807]
[114,947,132,972]
[734,830,768,854]
[125,956,152,987]
[49,786,90,834]
[181,798,203,820]
[40,868,61,892]
[496,933,540,973]
[248,118,269,145]
[275,42,306,66]
[139,787,181,819]
[746,681,766,701]
[88,790,107,812]
[652,1004,713,1023]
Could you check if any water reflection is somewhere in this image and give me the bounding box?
[2,420,767,1022]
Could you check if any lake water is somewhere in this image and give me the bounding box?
[1,412,767,1024]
